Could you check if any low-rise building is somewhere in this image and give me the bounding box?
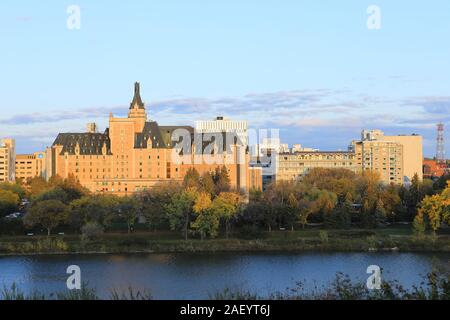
[276,150,359,181]
[15,151,48,183]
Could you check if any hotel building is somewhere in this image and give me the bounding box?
[50,83,261,195]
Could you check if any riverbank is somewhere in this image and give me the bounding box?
[1,227,450,256]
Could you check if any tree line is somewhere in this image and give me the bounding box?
[1,167,449,239]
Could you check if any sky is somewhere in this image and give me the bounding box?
[0,0,449,157]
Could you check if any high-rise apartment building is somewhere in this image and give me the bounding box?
[351,140,404,184]
[0,138,16,182]
[354,129,423,183]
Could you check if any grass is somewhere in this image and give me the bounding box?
[2,272,449,300]
[1,225,450,255]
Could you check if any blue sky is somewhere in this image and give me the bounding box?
[0,0,449,157]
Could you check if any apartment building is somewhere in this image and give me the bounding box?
[15,151,48,182]
[351,140,404,184]
[0,138,16,182]
[356,129,423,183]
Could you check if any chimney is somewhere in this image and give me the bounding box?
[87,123,98,133]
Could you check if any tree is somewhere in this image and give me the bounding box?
[213,166,231,194]
[137,182,180,231]
[117,197,139,233]
[69,195,120,230]
[33,187,70,204]
[418,194,447,234]
[183,168,201,190]
[287,193,299,231]
[412,213,426,239]
[192,192,218,240]
[81,222,104,241]
[212,192,241,238]
[165,187,198,240]
[0,189,20,218]
[325,193,353,229]
[200,172,215,195]
[24,200,69,235]
[28,177,50,197]
[379,184,401,222]
[0,182,27,200]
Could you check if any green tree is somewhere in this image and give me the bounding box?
[137,182,180,231]
[412,213,426,239]
[24,200,69,235]
[117,197,139,233]
[165,187,198,240]
[69,195,120,230]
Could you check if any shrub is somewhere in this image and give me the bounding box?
[81,222,104,241]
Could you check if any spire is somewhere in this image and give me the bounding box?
[130,82,145,109]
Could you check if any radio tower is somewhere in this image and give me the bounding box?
[436,123,445,165]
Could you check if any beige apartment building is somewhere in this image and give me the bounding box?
[357,130,423,183]
[351,140,404,184]
[50,83,262,195]
[0,138,16,183]
[15,151,48,183]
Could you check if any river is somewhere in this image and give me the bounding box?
[0,252,449,299]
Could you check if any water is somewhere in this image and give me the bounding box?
[0,252,449,299]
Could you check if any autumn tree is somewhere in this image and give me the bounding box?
[200,171,215,195]
[192,192,218,240]
[0,189,20,218]
[183,168,201,190]
[213,166,231,194]
[212,192,241,238]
